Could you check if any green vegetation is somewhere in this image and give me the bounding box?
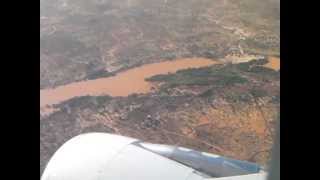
[86,70,115,80]
[96,96,112,107]
[236,59,279,80]
[198,89,215,98]
[249,66,278,75]
[250,88,269,98]
[56,95,112,109]
[146,64,248,88]
[225,92,252,103]
[146,59,276,89]
[146,59,279,104]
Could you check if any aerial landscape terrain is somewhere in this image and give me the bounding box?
[40,0,280,175]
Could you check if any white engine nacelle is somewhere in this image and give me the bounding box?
[41,133,267,180]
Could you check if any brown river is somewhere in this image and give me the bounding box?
[40,58,219,108]
[264,56,280,70]
[40,57,280,109]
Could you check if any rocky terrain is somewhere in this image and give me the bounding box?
[40,0,280,175]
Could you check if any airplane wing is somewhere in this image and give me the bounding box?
[41,133,266,180]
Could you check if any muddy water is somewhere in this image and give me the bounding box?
[264,56,280,70]
[40,58,219,108]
